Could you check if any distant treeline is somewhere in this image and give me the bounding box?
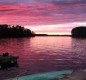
[0,24,35,38]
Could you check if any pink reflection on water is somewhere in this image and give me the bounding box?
[0,37,86,79]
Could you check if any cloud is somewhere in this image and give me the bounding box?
[0,0,86,34]
[49,0,86,5]
[0,0,85,26]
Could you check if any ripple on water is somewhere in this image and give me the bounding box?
[0,37,86,79]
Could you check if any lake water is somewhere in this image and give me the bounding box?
[0,36,86,79]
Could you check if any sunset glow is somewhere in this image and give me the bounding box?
[0,0,86,34]
[25,22,86,35]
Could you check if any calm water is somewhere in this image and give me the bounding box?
[0,36,86,79]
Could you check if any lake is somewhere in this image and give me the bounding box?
[0,36,86,79]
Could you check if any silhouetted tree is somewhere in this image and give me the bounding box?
[0,24,35,38]
[71,26,86,38]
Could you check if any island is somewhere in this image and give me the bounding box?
[71,26,86,38]
[0,24,35,38]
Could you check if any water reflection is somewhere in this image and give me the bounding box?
[0,37,86,79]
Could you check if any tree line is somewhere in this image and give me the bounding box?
[71,26,86,38]
[0,24,35,38]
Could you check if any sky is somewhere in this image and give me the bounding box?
[0,0,86,35]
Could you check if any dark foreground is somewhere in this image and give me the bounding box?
[5,69,86,80]
[60,69,86,80]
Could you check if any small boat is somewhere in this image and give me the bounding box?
[0,52,19,69]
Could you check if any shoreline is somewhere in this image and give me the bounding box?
[60,69,86,80]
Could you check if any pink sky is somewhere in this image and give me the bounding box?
[0,0,86,34]
[25,22,86,35]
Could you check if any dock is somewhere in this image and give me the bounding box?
[0,52,19,69]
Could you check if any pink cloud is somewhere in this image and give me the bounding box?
[0,2,85,34]
[0,3,85,24]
